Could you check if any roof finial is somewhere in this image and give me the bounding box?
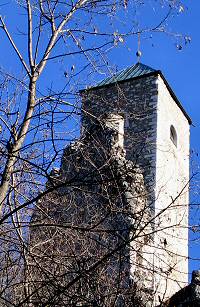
[136,32,142,63]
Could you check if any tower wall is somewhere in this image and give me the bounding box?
[82,75,159,299]
[82,74,158,192]
[29,66,190,306]
[82,73,190,305]
[153,76,190,304]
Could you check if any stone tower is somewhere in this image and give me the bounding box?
[80,63,191,305]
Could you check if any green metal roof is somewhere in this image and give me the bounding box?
[97,62,157,87]
[81,62,192,125]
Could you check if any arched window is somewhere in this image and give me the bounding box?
[170,125,177,147]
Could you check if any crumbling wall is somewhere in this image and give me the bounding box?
[29,118,153,306]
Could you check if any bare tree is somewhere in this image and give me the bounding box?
[0,1,191,306]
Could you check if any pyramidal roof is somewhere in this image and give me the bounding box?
[97,62,158,87]
[81,62,191,124]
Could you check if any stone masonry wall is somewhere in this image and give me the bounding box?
[29,119,153,306]
[153,76,190,304]
[81,75,158,198]
[29,72,190,306]
[81,74,190,305]
[81,75,159,303]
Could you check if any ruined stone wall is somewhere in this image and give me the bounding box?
[29,120,152,306]
[29,72,190,306]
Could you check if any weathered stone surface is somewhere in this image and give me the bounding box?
[30,119,153,306]
[81,73,190,304]
[30,69,190,306]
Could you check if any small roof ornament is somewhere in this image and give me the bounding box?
[136,32,142,63]
[136,50,142,62]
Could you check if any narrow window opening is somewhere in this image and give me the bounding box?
[170,125,177,147]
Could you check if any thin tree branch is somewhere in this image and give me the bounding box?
[0,16,30,75]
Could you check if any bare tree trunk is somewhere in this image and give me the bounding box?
[0,78,37,211]
[0,0,90,212]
